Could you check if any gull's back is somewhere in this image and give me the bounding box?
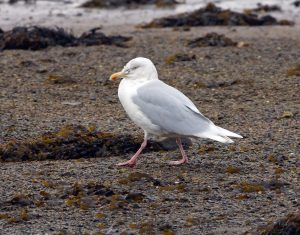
[132,80,213,137]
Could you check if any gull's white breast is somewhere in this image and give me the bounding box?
[118,79,162,135]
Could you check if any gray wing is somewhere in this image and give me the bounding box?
[132,80,213,136]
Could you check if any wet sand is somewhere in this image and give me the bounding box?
[0,26,299,234]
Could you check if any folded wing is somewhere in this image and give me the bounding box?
[132,80,242,143]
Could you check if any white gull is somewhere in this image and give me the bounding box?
[109,57,242,167]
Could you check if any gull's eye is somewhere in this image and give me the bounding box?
[131,66,138,70]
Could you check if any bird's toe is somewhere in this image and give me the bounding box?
[116,160,137,168]
[168,159,188,166]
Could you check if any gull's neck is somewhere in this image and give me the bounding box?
[148,69,158,80]
[123,70,159,85]
[139,65,158,81]
[122,77,152,87]
[149,67,159,80]
[137,70,158,81]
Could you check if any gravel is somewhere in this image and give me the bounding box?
[0,26,299,234]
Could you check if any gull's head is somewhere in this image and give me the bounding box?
[109,57,158,81]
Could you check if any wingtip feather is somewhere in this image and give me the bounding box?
[217,126,243,139]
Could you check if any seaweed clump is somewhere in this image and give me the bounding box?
[44,75,77,85]
[244,3,281,14]
[118,172,161,186]
[225,166,241,174]
[260,212,300,235]
[0,124,162,162]
[141,3,294,28]
[0,26,131,51]
[187,33,237,48]
[293,1,300,7]
[238,182,264,193]
[281,111,294,119]
[81,0,178,8]
[165,53,196,65]
[238,179,288,193]
[63,182,115,210]
[287,64,300,77]
[8,0,36,4]
[0,210,29,224]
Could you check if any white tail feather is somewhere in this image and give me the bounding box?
[195,125,242,144]
[216,126,243,138]
[205,134,234,144]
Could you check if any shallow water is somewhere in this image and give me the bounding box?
[0,0,299,33]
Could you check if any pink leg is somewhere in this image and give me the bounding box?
[116,139,147,167]
[169,137,188,165]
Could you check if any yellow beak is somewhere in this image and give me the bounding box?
[109,71,126,81]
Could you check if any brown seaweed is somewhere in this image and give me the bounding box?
[244,3,281,14]
[141,3,294,28]
[187,33,237,48]
[81,0,178,8]
[0,124,163,162]
[8,0,36,4]
[165,53,196,65]
[0,26,131,51]
[287,64,300,77]
[293,1,300,7]
[260,212,300,235]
